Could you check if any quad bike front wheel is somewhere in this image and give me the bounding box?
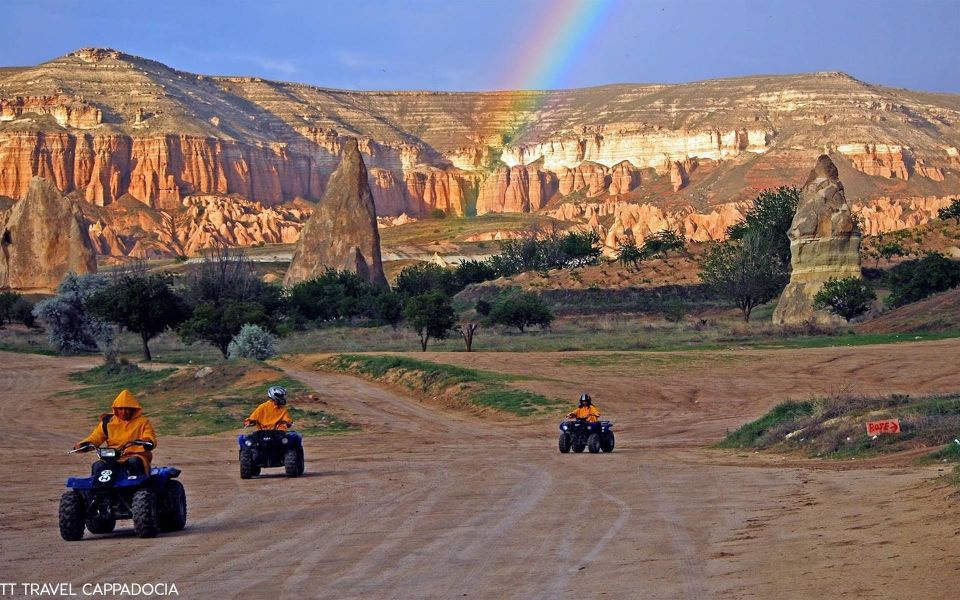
[59,491,85,541]
[572,442,586,453]
[159,480,187,532]
[558,433,572,453]
[132,489,159,538]
[239,449,259,479]
[587,433,601,454]
[600,432,615,453]
[85,515,116,534]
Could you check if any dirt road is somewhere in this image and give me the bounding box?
[1,342,959,599]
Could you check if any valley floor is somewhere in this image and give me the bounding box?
[1,341,959,599]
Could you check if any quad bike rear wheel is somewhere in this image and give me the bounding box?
[132,489,159,538]
[558,433,572,453]
[600,432,615,453]
[85,515,116,534]
[58,491,85,541]
[284,448,303,477]
[587,433,601,454]
[159,480,187,532]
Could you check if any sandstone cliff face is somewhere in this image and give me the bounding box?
[0,50,958,252]
[0,177,97,291]
[773,156,862,325]
[284,139,386,287]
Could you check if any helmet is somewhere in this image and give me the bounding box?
[268,386,287,405]
[579,392,591,405]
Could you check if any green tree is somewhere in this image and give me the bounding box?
[938,198,960,224]
[179,244,285,357]
[558,230,602,267]
[454,259,499,288]
[287,269,374,322]
[727,186,800,266]
[371,290,404,329]
[403,291,457,351]
[813,277,876,322]
[0,291,22,324]
[885,252,960,308]
[616,239,643,270]
[88,272,189,361]
[395,263,460,298]
[32,273,113,355]
[640,229,686,260]
[488,291,554,333]
[699,232,789,322]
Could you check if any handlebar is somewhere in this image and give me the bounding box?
[244,419,293,430]
[69,439,154,454]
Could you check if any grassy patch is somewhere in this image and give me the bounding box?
[717,392,960,460]
[65,362,356,437]
[319,354,563,416]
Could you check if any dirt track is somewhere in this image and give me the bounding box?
[2,341,959,599]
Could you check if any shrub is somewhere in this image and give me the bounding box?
[488,291,553,332]
[813,277,876,322]
[287,269,376,322]
[371,290,404,329]
[32,273,113,355]
[885,252,960,308]
[395,263,460,298]
[454,259,499,288]
[11,297,35,328]
[429,208,447,219]
[0,291,21,324]
[227,324,278,360]
[662,298,687,323]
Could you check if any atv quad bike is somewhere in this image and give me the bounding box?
[60,441,187,541]
[238,420,305,479]
[558,419,615,454]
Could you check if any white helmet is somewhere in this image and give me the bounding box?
[268,386,287,405]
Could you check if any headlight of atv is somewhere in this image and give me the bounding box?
[281,437,289,445]
[244,440,253,447]
[561,425,568,430]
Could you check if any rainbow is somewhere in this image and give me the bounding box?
[484,0,617,150]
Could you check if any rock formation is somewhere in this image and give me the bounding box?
[773,156,862,325]
[284,139,387,287]
[0,177,97,291]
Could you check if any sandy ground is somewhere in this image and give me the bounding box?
[1,341,959,599]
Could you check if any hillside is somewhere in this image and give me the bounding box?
[0,48,958,258]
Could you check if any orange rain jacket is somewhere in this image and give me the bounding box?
[245,400,291,430]
[567,405,601,423]
[80,389,158,470]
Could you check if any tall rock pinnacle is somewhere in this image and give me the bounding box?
[772,155,862,325]
[0,177,97,292]
[284,138,388,287]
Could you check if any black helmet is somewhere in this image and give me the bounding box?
[268,386,287,405]
[579,392,591,405]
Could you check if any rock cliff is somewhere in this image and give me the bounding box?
[284,139,386,287]
[0,50,958,255]
[773,156,862,325]
[0,177,97,291]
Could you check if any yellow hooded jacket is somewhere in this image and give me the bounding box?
[567,405,601,423]
[81,389,158,470]
[246,400,291,430]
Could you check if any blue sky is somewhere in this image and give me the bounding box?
[4,0,959,93]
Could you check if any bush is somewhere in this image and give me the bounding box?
[0,291,21,324]
[288,269,377,322]
[395,263,460,298]
[429,208,447,219]
[885,252,960,308]
[488,291,553,332]
[813,277,876,322]
[371,290,404,329]
[227,324,278,360]
[11,297,35,328]
[454,259,499,288]
[616,239,643,270]
[33,273,113,355]
[662,298,686,323]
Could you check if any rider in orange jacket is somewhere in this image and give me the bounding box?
[74,389,157,474]
[566,392,601,423]
[244,386,292,430]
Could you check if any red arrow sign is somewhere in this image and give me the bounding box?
[866,419,901,435]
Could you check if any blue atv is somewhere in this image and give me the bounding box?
[558,419,615,454]
[60,441,187,541]
[238,420,305,479]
